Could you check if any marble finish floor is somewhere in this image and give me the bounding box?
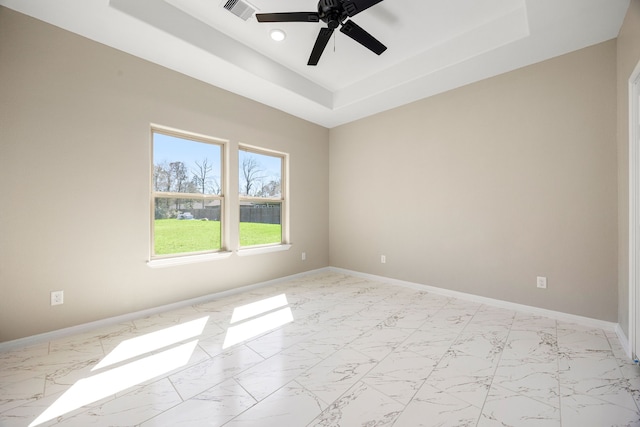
[1,271,640,426]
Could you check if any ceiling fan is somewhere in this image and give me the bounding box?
[255,0,387,66]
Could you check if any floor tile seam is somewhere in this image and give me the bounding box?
[337,382,406,426]
[41,357,99,395]
[42,384,121,425]
[0,368,48,394]
[609,361,640,412]
[298,344,395,403]
[0,392,43,420]
[166,343,265,398]
[408,299,458,332]
[216,378,268,427]
[557,385,640,414]
[243,327,325,359]
[379,299,447,330]
[384,380,431,427]
[555,320,564,426]
[303,376,401,427]
[400,346,448,366]
[389,325,460,362]
[24,376,47,408]
[438,302,482,334]
[118,377,186,426]
[411,310,480,394]
[196,341,222,359]
[490,380,561,410]
[615,354,639,370]
[560,377,640,410]
[475,385,562,427]
[618,361,640,382]
[474,319,516,426]
[288,378,330,409]
[223,376,261,411]
[352,332,421,379]
[162,372,188,404]
[603,332,640,413]
[463,303,513,327]
[444,305,499,352]
[360,374,424,408]
[232,344,336,398]
[167,365,227,402]
[424,381,487,412]
[295,332,358,361]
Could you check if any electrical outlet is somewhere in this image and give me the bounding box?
[301,252,306,261]
[381,255,386,264]
[536,276,547,289]
[51,290,64,306]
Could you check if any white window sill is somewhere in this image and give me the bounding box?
[148,251,233,268]
[236,244,292,257]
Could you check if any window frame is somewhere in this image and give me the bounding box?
[150,126,227,261]
[238,144,289,250]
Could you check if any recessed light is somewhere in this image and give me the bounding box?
[270,29,286,42]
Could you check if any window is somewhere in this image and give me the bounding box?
[239,146,287,248]
[151,129,224,258]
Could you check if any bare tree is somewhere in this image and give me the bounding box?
[241,156,264,196]
[153,162,172,217]
[168,162,189,210]
[192,158,213,194]
[153,162,169,192]
[169,162,188,193]
[260,179,281,198]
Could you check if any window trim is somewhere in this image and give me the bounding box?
[238,144,289,249]
[236,244,292,257]
[147,251,233,268]
[150,125,227,260]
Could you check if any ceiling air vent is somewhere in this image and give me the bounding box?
[223,0,256,21]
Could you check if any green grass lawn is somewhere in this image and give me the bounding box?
[239,222,282,247]
[154,219,281,255]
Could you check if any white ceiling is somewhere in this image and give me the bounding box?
[0,0,630,128]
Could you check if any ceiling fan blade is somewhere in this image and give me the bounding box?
[340,20,386,55]
[340,0,384,17]
[255,12,319,23]
[308,27,334,66]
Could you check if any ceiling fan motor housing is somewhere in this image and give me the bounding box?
[255,0,386,65]
[318,0,347,29]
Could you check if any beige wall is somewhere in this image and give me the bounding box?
[0,8,329,342]
[1,4,632,343]
[330,40,618,321]
[617,0,640,338]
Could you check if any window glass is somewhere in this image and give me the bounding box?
[239,150,282,198]
[238,149,285,247]
[239,201,282,247]
[152,131,224,257]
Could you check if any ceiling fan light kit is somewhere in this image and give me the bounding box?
[256,0,387,66]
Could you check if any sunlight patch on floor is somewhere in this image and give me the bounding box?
[93,316,209,370]
[29,316,209,426]
[230,294,289,324]
[223,294,293,349]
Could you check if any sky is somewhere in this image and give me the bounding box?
[153,132,282,190]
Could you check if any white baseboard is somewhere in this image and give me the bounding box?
[616,323,633,359]
[0,267,331,353]
[330,267,619,332]
[0,266,622,353]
